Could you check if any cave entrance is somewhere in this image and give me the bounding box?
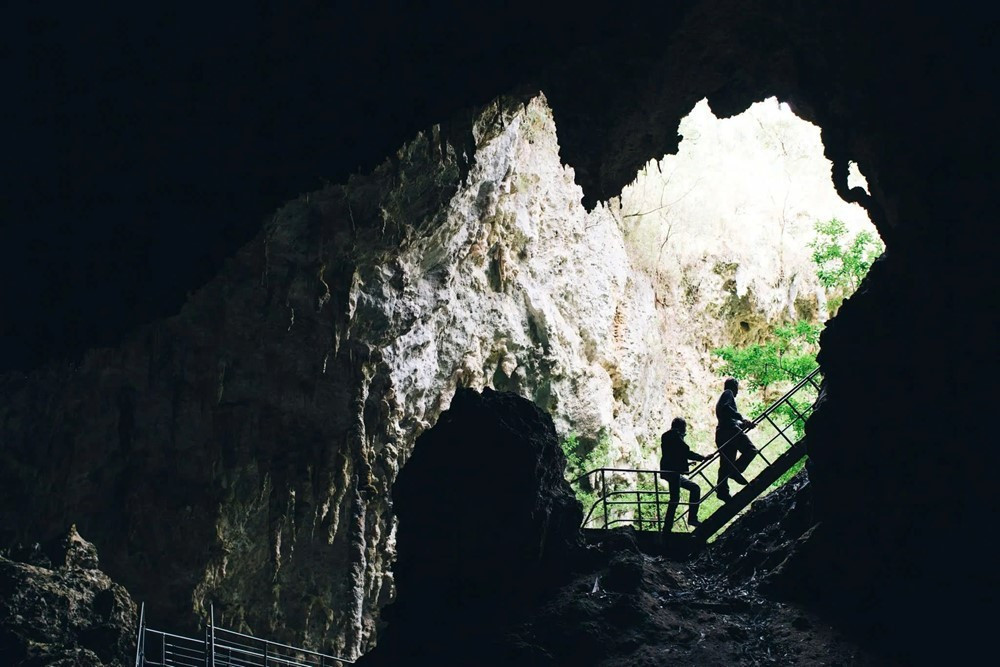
[567,96,882,538]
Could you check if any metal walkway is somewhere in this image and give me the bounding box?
[133,603,353,667]
[572,368,822,554]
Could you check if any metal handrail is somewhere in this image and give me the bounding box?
[134,604,354,667]
[574,367,822,533]
[215,626,344,661]
[570,368,821,489]
[135,602,146,667]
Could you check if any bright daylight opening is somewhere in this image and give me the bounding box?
[567,97,883,537]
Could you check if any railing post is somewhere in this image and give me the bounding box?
[765,414,795,446]
[264,641,269,666]
[209,604,216,667]
[601,468,609,528]
[635,473,642,529]
[134,602,145,667]
[653,471,661,532]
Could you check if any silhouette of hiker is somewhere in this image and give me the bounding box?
[715,378,757,501]
[660,417,706,531]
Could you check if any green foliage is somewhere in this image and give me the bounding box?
[705,218,882,499]
[713,320,821,393]
[562,430,612,519]
[561,430,611,481]
[809,217,884,298]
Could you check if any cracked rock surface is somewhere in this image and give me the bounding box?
[0,527,136,667]
[0,93,677,656]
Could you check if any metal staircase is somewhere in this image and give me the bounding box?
[572,368,822,555]
[133,603,353,667]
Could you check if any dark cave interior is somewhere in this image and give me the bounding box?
[1,1,996,664]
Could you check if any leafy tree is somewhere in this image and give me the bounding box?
[713,320,821,397]
[810,218,884,312]
[707,217,882,495]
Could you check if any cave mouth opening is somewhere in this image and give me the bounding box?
[567,96,883,534]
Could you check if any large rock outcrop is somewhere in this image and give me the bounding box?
[358,387,582,665]
[0,527,136,666]
[0,94,672,656]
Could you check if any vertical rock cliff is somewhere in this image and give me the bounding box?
[0,94,679,655]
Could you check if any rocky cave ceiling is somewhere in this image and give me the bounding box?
[1,1,994,664]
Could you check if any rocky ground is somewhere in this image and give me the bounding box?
[504,474,883,666]
[356,387,887,666]
[507,542,877,666]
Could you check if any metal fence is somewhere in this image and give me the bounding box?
[134,603,353,667]
[572,367,822,535]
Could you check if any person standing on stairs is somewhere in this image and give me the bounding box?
[660,417,706,532]
[715,377,757,501]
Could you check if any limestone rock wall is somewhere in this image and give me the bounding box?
[0,94,672,657]
[616,97,880,454]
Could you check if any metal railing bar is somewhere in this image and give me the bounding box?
[161,652,202,667]
[163,648,203,661]
[140,626,353,667]
[161,659,200,667]
[214,655,266,667]
[163,642,204,655]
[752,368,821,422]
[635,484,642,529]
[164,648,203,659]
[148,629,207,644]
[601,469,609,527]
[160,649,203,663]
[578,379,818,534]
[213,637,270,653]
[653,471,662,529]
[215,647,299,664]
[213,645,315,667]
[213,657,264,667]
[212,644,268,663]
[212,653,267,667]
[165,658,202,667]
[214,627,342,659]
[214,651,310,667]
[134,602,146,667]
[764,414,795,446]
[212,644,328,667]
[783,400,808,422]
[572,367,821,536]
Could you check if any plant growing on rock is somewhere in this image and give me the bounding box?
[810,217,884,313]
[713,320,820,399]
[562,430,612,517]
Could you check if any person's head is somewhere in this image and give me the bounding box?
[671,417,687,435]
[724,378,739,395]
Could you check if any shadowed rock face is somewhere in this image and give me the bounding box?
[0,0,993,662]
[0,527,137,667]
[358,387,582,665]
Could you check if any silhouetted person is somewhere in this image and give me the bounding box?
[715,378,757,501]
[660,417,706,531]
